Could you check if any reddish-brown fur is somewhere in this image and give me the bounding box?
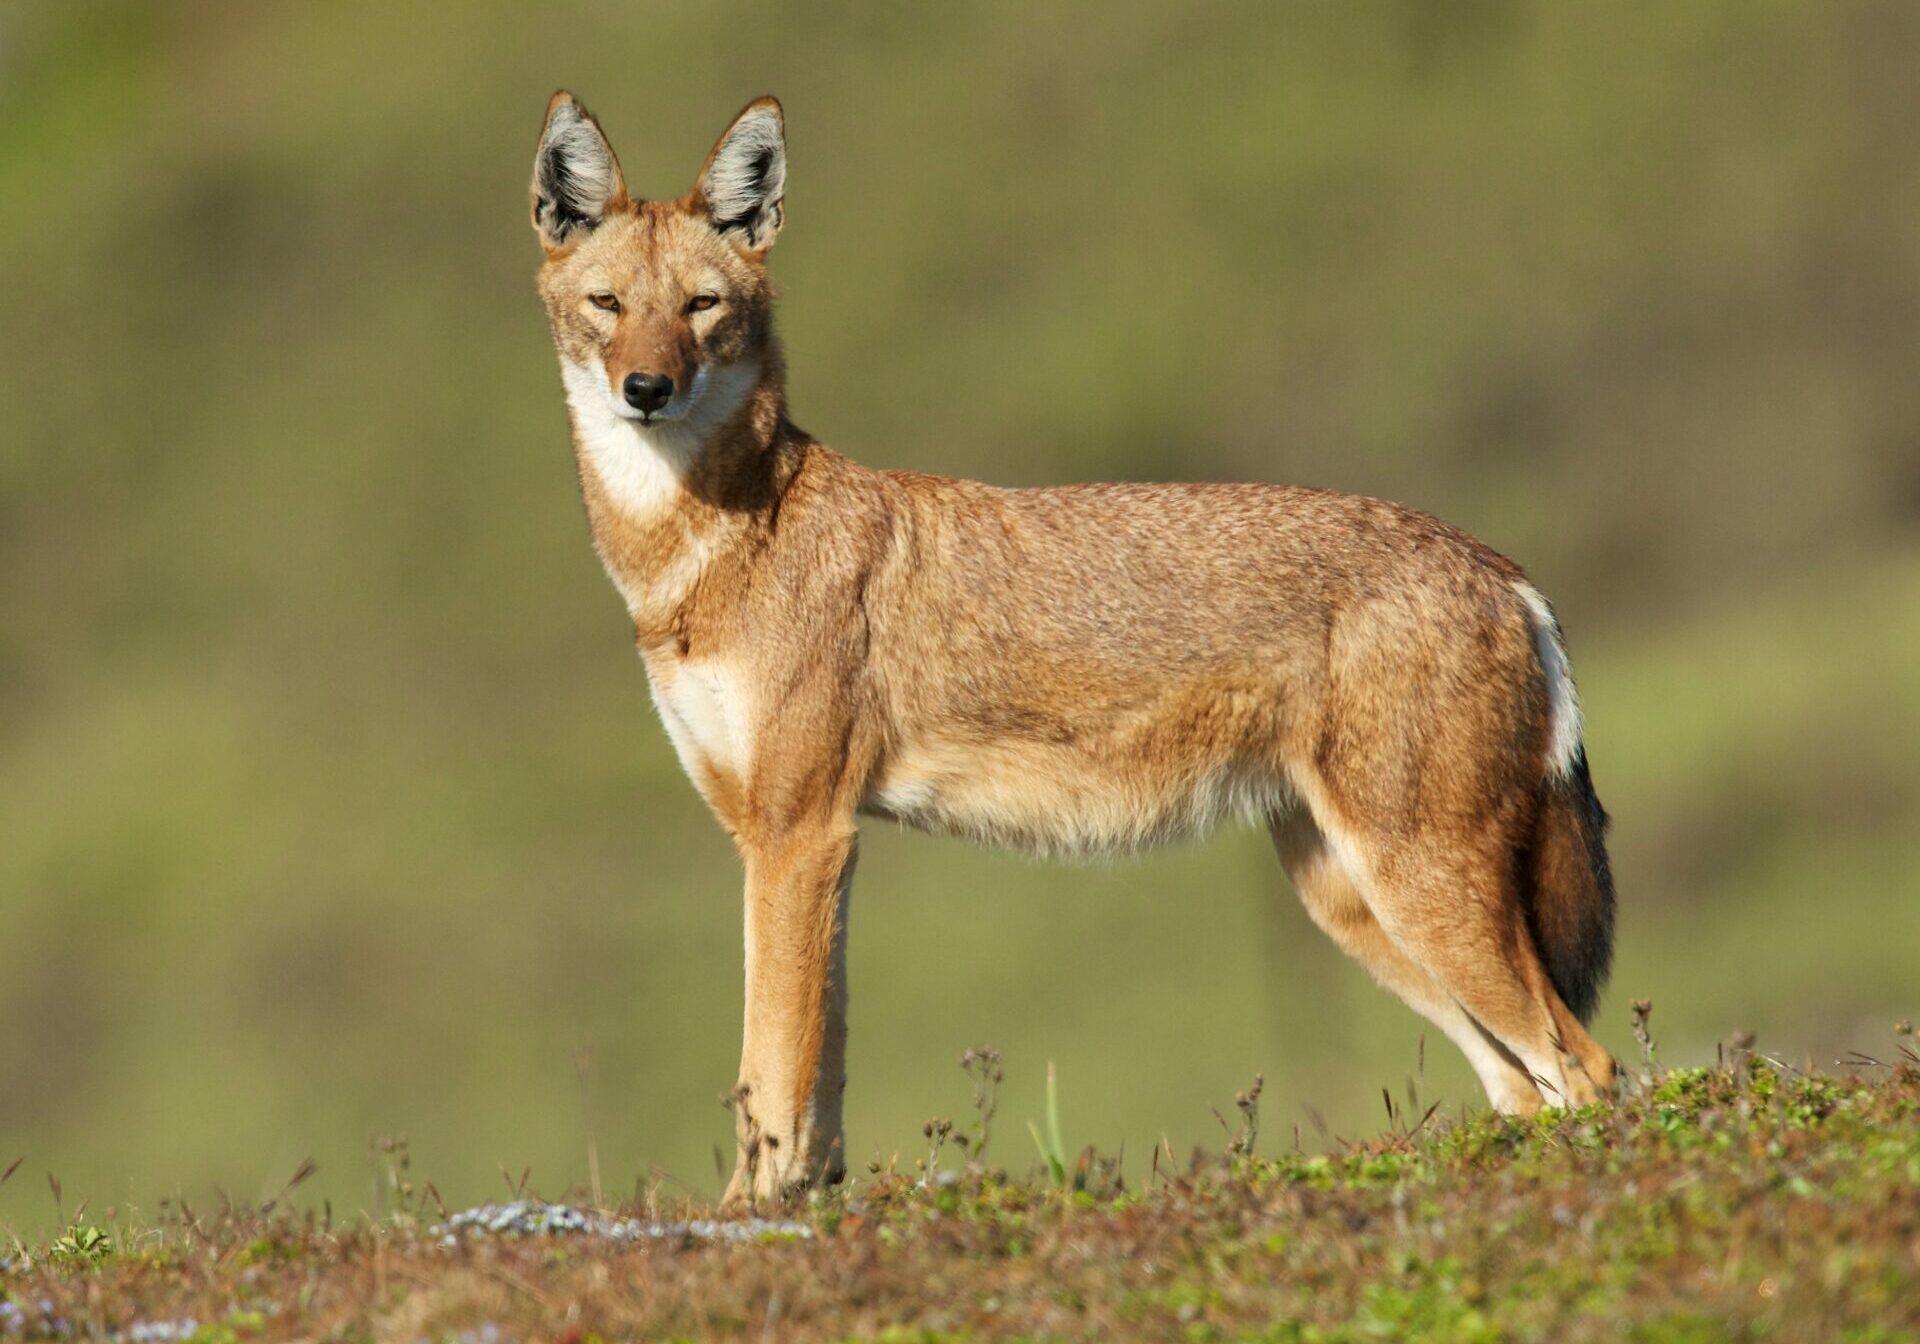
[530,93,1618,1204]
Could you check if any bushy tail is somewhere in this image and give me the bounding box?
[1524,747,1615,1023]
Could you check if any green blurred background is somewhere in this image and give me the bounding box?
[3,1,1917,1232]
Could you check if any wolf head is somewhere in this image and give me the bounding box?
[531,93,785,430]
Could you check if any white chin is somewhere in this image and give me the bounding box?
[611,401,684,425]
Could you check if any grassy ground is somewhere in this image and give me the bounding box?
[7,1028,1919,1343]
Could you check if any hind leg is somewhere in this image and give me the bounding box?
[1359,829,1611,1108]
[1270,810,1543,1114]
[1547,987,1617,1097]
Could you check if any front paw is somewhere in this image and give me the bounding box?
[719,1136,844,1211]
[720,1081,844,1210]
[720,1144,802,1210]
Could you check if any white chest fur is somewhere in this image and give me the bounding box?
[561,357,694,518]
[648,656,756,784]
[560,355,761,621]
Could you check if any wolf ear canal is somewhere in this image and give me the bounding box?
[532,92,628,250]
[696,97,786,251]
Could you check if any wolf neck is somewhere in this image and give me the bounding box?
[562,353,797,636]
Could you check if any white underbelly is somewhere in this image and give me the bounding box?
[862,736,1290,859]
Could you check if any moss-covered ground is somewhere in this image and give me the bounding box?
[7,1041,1919,1343]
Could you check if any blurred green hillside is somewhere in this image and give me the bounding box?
[2,2,1916,1231]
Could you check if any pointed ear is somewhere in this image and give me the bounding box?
[531,91,628,252]
[694,97,786,252]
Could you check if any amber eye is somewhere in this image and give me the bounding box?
[589,291,621,313]
[687,293,720,314]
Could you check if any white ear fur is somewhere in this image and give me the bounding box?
[698,99,786,250]
[532,94,626,249]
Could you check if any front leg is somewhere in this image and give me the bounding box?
[723,824,857,1207]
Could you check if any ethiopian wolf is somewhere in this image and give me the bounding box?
[528,92,1617,1205]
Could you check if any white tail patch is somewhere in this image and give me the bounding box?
[1514,582,1583,779]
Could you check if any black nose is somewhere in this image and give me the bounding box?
[622,371,675,414]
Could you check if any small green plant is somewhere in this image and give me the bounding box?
[370,1135,441,1225]
[956,1046,1003,1168]
[1212,1073,1264,1161]
[48,1222,111,1263]
[919,1116,954,1189]
[1631,998,1660,1080]
[1027,1059,1069,1187]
